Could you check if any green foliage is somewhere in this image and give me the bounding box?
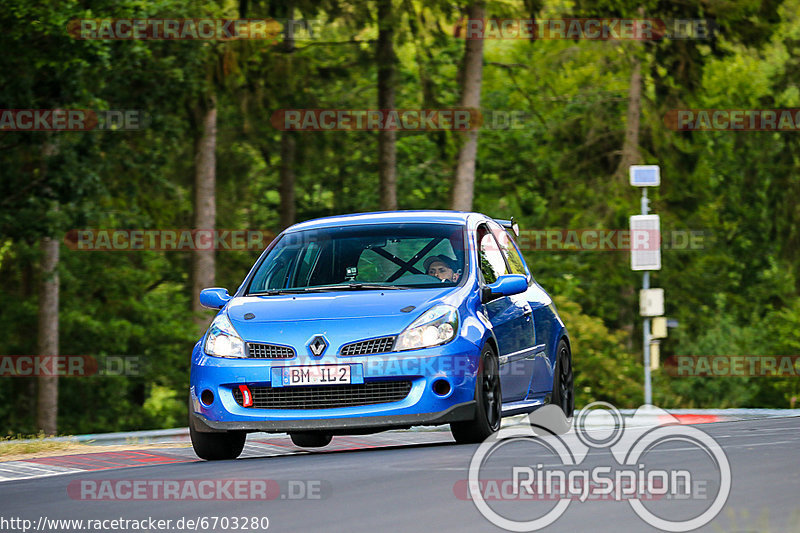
[1,0,799,435]
[554,295,643,408]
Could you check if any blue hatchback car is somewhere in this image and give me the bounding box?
[189,211,572,459]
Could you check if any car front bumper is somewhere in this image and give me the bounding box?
[190,401,476,434]
[189,337,481,434]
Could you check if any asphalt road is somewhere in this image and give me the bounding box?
[1,416,799,533]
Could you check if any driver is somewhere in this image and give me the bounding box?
[424,255,461,283]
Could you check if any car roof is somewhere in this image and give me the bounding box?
[286,210,480,232]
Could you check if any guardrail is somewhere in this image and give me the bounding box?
[2,409,797,447]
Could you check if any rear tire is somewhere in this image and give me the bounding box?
[290,432,333,448]
[190,424,246,461]
[551,339,574,418]
[451,344,502,444]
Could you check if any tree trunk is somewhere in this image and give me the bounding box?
[617,13,644,349]
[279,132,296,229]
[192,99,217,326]
[279,2,298,229]
[616,6,644,180]
[37,140,59,435]
[616,53,642,177]
[377,0,397,210]
[37,236,59,435]
[451,0,485,211]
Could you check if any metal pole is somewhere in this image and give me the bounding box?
[643,275,652,405]
[641,187,652,405]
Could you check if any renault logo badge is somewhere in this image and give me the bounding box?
[308,335,328,357]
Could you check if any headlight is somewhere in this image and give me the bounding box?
[394,305,458,351]
[204,313,246,358]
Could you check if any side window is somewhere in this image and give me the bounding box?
[478,226,508,284]
[489,223,528,277]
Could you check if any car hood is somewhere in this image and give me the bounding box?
[225,287,462,347]
[227,287,458,323]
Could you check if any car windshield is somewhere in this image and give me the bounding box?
[247,223,467,293]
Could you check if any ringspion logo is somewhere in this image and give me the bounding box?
[464,403,731,531]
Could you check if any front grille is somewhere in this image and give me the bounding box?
[340,336,396,356]
[247,342,295,359]
[233,380,412,409]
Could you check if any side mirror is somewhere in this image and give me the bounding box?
[199,288,231,309]
[482,274,528,302]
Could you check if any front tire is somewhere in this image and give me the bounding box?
[451,344,502,444]
[190,420,246,461]
[551,339,574,418]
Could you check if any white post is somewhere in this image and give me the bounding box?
[641,187,652,405]
[630,167,660,405]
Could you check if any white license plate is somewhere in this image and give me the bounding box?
[282,365,351,386]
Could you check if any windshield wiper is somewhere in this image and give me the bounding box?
[249,288,311,296]
[250,283,408,296]
[309,283,409,291]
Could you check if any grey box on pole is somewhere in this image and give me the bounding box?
[640,288,665,317]
[630,214,661,270]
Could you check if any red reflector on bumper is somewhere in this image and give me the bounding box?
[238,384,253,407]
